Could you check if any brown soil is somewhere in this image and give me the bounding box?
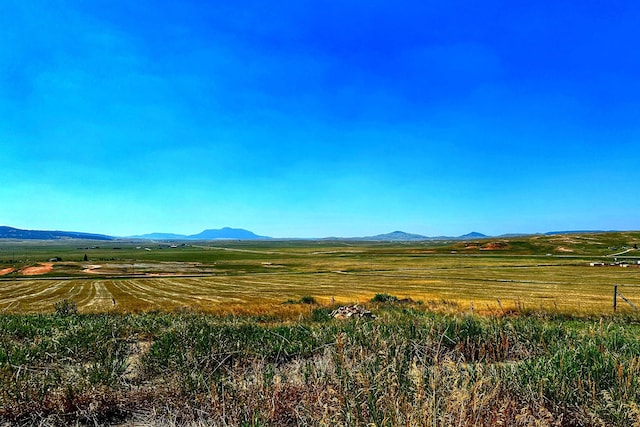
[20,263,54,275]
[0,268,15,276]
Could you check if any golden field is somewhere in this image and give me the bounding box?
[1,232,639,315]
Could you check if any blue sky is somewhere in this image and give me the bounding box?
[1,1,639,238]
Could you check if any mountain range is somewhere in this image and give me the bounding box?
[131,229,492,241]
[356,231,487,241]
[129,227,268,240]
[0,225,614,241]
[0,226,113,241]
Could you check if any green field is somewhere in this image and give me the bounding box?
[1,232,640,315]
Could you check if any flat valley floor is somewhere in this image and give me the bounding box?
[1,232,639,315]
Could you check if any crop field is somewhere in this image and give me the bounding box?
[1,232,640,315]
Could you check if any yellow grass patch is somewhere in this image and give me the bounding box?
[1,261,639,316]
[2,238,640,316]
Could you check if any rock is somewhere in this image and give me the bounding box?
[330,305,376,319]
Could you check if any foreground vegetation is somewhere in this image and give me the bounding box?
[2,302,640,426]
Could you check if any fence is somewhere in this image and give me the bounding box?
[613,284,639,312]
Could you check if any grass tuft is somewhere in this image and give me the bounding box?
[371,293,399,303]
[54,299,78,316]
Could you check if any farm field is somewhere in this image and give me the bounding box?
[1,231,640,315]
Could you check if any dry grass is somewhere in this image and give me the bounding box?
[4,307,640,426]
[1,261,639,316]
[1,235,640,316]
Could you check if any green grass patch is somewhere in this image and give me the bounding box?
[2,308,640,425]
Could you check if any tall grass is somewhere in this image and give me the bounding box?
[2,306,640,425]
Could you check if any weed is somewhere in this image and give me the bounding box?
[299,295,317,305]
[310,307,333,322]
[54,299,77,316]
[371,293,399,303]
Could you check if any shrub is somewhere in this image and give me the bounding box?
[310,307,333,322]
[371,293,398,303]
[299,295,317,305]
[54,299,78,316]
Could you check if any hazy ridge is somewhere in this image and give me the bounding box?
[0,225,623,241]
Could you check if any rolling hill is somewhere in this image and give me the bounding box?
[130,227,269,240]
[0,226,113,240]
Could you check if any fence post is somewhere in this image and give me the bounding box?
[613,284,618,312]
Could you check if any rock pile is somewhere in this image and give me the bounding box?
[330,305,376,319]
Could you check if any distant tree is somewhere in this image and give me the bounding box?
[634,244,638,250]
[83,253,88,261]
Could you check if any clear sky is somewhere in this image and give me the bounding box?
[1,1,639,238]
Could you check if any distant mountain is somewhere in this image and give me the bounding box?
[497,233,534,238]
[458,231,487,239]
[189,227,268,240]
[323,230,615,241]
[362,231,430,241]
[130,227,269,240]
[545,230,608,235]
[129,232,189,240]
[0,226,113,240]
[346,231,491,241]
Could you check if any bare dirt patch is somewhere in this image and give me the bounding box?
[555,247,574,253]
[82,265,103,274]
[20,263,53,275]
[0,268,15,276]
